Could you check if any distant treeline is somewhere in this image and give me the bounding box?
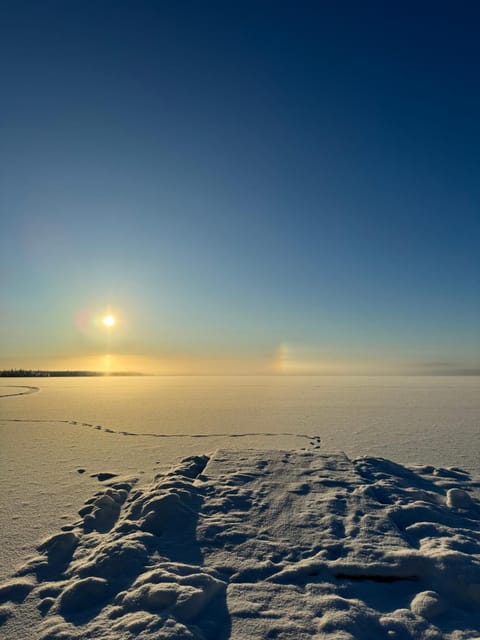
[0,369,143,377]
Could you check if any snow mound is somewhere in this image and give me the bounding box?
[1,450,479,639]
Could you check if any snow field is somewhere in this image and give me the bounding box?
[0,449,479,639]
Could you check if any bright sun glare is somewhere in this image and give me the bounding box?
[102,314,116,328]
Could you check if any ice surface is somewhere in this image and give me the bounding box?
[2,377,480,637]
[1,450,479,639]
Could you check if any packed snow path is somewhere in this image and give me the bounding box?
[1,450,479,639]
[198,450,409,571]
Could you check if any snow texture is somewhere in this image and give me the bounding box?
[1,450,480,639]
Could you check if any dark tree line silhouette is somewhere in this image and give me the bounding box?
[0,369,142,377]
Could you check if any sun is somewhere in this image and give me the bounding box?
[102,314,116,328]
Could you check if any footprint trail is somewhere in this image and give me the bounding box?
[1,417,321,445]
[0,385,40,399]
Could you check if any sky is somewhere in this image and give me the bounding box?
[1,1,479,375]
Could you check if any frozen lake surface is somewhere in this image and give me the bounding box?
[1,375,479,581]
[2,375,479,468]
[1,376,479,638]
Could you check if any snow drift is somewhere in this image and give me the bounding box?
[1,449,479,639]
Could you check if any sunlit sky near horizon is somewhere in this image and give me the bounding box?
[1,1,479,375]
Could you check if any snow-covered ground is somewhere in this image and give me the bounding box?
[1,448,480,639]
[1,378,480,638]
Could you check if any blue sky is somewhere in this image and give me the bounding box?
[1,1,479,374]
